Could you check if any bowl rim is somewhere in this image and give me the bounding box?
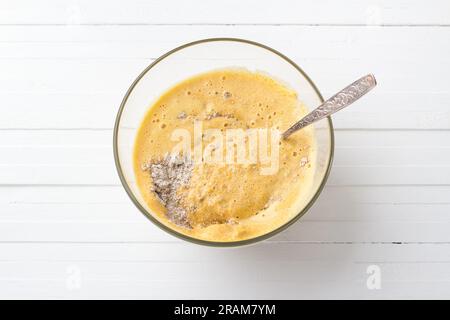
[113,37,335,247]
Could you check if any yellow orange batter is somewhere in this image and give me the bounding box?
[134,69,316,242]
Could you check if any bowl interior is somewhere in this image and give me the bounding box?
[114,38,334,246]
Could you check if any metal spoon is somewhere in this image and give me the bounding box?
[282,74,377,139]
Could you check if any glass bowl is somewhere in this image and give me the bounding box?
[114,38,334,247]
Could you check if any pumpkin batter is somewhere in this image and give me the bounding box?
[134,69,316,242]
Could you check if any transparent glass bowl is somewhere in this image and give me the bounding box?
[114,38,334,247]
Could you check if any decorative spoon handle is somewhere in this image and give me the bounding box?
[282,74,377,139]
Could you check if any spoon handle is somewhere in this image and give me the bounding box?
[282,74,377,139]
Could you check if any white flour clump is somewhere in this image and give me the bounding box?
[143,154,193,228]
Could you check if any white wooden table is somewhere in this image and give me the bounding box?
[1,0,449,299]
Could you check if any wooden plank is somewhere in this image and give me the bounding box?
[0,243,449,299]
[3,242,450,262]
[0,130,448,185]
[1,219,449,243]
[1,25,449,129]
[0,184,450,243]
[1,185,450,222]
[1,185,449,223]
[0,0,449,25]
[1,140,448,167]
[0,155,448,185]
[1,129,448,147]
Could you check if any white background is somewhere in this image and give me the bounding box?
[1,0,449,299]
